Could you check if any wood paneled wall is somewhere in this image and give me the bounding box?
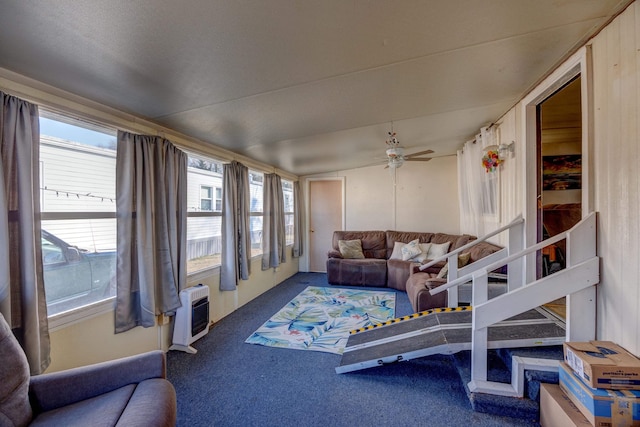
[590,1,640,353]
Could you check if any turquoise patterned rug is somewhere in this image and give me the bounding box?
[245,286,396,355]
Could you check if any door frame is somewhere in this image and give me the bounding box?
[302,176,345,272]
[521,46,593,277]
[520,45,595,340]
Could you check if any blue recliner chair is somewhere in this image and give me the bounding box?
[0,313,177,426]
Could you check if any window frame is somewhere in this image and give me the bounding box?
[38,111,119,327]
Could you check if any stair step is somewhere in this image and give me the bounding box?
[498,346,562,401]
[451,346,564,422]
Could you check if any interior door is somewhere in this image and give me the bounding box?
[308,180,343,272]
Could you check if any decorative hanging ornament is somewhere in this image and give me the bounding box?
[482,150,503,173]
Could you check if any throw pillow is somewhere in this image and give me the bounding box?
[389,241,405,260]
[437,252,472,279]
[427,241,451,259]
[338,239,365,259]
[411,243,432,263]
[401,239,422,261]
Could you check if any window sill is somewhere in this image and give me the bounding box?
[48,297,115,332]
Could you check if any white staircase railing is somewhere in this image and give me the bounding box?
[427,212,599,397]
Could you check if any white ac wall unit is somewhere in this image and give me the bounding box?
[170,284,210,354]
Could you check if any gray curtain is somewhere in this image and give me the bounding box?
[0,92,50,374]
[262,173,286,270]
[220,161,251,291]
[292,181,304,258]
[115,131,187,334]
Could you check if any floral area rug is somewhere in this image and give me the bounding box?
[245,286,396,355]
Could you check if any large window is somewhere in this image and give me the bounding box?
[186,157,223,273]
[282,180,294,245]
[39,113,117,316]
[249,171,264,257]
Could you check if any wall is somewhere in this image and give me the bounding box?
[589,1,640,353]
[48,250,298,372]
[303,155,459,235]
[490,2,640,354]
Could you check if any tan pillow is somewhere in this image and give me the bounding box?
[338,239,365,259]
[437,252,471,279]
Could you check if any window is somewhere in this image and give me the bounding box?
[198,185,222,212]
[249,171,264,257]
[187,156,223,273]
[39,113,117,316]
[282,180,294,246]
[200,186,213,211]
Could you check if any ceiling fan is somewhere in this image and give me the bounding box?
[384,128,434,169]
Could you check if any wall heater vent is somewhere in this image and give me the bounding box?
[170,284,210,354]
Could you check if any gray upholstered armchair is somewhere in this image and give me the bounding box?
[0,313,177,427]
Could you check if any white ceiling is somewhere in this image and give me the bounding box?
[0,0,630,176]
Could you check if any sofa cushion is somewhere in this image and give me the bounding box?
[0,313,32,427]
[332,231,387,259]
[116,379,176,427]
[326,257,387,287]
[338,239,365,259]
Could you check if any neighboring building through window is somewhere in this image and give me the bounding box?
[39,113,117,316]
[282,180,294,246]
[187,157,224,273]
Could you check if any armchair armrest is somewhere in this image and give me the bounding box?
[29,350,166,412]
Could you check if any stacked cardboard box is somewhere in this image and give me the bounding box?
[558,341,640,427]
[540,383,591,427]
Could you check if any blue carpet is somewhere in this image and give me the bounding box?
[167,272,539,426]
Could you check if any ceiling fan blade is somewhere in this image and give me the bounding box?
[405,149,434,159]
[406,157,433,162]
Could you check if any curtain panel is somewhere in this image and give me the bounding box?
[220,161,251,291]
[0,92,50,374]
[115,131,187,333]
[458,126,499,238]
[261,173,286,270]
[292,181,304,258]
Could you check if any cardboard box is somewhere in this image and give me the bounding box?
[540,383,592,427]
[559,362,640,427]
[564,341,640,390]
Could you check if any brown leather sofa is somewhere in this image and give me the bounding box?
[327,230,477,291]
[405,241,505,312]
[326,230,505,313]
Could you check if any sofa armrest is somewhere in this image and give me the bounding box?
[327,249,343,259]
[425,277,447,288]
[409,262,421,276]
[29,350,166,412]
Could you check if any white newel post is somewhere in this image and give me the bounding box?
[469,270,489,387]
[566,213,597,341]
[508,217,525,292]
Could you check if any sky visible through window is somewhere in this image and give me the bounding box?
[40,117,116,149]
